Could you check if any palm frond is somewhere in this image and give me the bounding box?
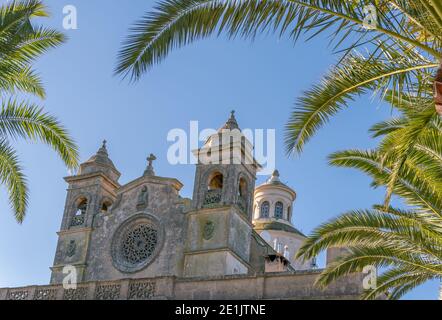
[297,208,442,261]
[0,0,48,37]
[362,266,435,300]
[0,66,45,98]
[116,0,441,80]
[0,100,79,169]
[329,149,442,215]
[316,246,442,289]
[0,138,27,223]
[285,50,437,154]
[0,26,65,68]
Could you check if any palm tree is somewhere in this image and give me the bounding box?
[296,100,442,299]
[114,0,442,298]
[115,0,442,205]
[0,0,79,223]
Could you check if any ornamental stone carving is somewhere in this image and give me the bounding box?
[128,280,156,300]
[34,288,57,300]
[95,284,121,300]
[63,287,88,300]
[136,186,149,209]
[203,221,215,241]
[111,214,163,273]
[66,240,77,258]
[7,290,29,300]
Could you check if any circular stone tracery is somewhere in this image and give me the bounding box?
[111,215,161,273]
[122,224,157,265]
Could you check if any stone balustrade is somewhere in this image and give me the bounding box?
[0,277,163,300]
[203,189,222,207]
[0,271,365,300]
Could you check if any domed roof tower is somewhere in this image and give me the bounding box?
[253,170,312,270]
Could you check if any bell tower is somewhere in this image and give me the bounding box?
[184,112,261,277]
[50,141,121,284]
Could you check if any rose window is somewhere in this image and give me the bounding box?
[121,225,157,264]
[111,216,162,273]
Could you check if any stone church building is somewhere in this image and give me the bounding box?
[0,113,363,300]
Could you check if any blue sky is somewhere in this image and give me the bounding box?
[0,0,438,299]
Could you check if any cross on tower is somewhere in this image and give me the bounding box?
[144,153,157,176]
[147,154,157,167]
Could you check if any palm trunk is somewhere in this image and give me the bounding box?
[435,63,442,115]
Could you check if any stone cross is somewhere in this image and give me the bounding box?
[147,154,157,167]
[144,153,157,176]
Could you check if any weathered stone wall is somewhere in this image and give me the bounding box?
[51,174,188,284]
[83,176,186,282]
[0,272,364,300]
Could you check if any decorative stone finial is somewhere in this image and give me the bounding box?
[97,139,109,156]
[220,110,240,131]
[267,169,281,184]
[144,153,157,176]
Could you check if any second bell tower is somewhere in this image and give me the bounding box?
[184,112,261,277]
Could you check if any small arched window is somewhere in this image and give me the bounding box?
[208,172,223,190]
[75,199,87,216]
[238,177,247,198]
[204,172,224,206]
[260,201,270,218]
[237,177,248,212]
[71,198,87,227]
[275,202,284,219]
[101,199,113,214]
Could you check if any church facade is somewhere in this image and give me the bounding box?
[0,113,364,300]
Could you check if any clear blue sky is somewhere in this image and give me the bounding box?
[0,0,438,299]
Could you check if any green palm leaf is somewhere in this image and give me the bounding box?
[298,133,442,298]
[329,149,442,215]
[116,0,442,80]
[0,66,45,98]
[285,50,438,154]
[118,0,442,299]
[0,139,28,223]
[0,0,78,222]
[0,100,78,170]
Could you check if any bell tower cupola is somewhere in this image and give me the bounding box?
[78,140,121,183]
[191,111,260,219]
[50,140,121,284]
[184,111,261,278]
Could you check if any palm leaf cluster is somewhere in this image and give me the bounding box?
[116,0,442,206]
[116,0,442,297]
[296,103,442,299]
[0,0,78,223]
